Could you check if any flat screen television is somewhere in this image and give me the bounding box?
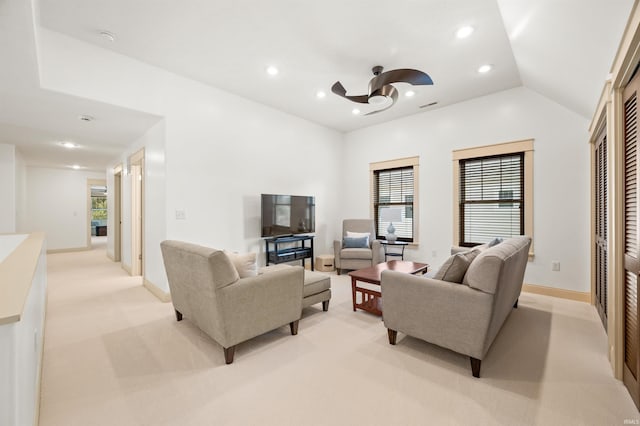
[261,194,315,238]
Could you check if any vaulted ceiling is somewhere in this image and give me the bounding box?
[0,0,634,170]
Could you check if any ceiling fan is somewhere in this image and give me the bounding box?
[331,65,433,115]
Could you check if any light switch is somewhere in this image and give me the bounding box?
[175,209,186,220]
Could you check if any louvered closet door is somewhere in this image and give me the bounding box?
[595,125,608,329]
[624,72,640,410]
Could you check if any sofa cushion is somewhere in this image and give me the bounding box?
[343,236,369,248]
[433,250,479,283]
[303,270,331,297]
[488,237,503,247]
[340,248,373,260]
[224,251,258,278]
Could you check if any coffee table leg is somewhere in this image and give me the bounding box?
[351,277,357,311]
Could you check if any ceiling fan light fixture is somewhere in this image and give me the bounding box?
[352,108,361,115]
[316,90,326,99]
[405,90,415,97]
[332,65,433,115]
[368,94,388,105]
[456,26,474,39]
[478,64,492,73]
[266,65,279,76]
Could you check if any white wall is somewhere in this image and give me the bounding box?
[15,149,27,233]
[35,25,590,293]
[25,167,105,250]
[343,87,590,292]
[38,29,344,294]
[107,120,167,290]
[0,144,16,233]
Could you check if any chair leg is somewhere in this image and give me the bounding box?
[224,346,235,364]
[322,300,330,311]
[470,357,481,378]
[336,268,341,275]
[387,328,397,345]
[290,320,299,335]
[175,309,183,321]
[513,298,519,309]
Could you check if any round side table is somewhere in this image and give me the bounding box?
[380,240,408,260]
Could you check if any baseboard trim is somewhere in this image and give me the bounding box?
[107,252,115,261]
[522,283,590,303]
[46,246,90,254]
[143,279,171,303]
[121,263,132,274]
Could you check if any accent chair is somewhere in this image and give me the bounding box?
[160,240,304,364]
[333,219,384,274]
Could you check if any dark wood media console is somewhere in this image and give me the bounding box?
[264,235,314,270]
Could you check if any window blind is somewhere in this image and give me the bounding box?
[374,166,414,242]
[459,153,524,246]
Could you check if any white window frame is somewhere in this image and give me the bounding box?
[452,139,534,257]
[370,156,420,245]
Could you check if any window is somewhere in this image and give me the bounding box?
[370,156,419,243]
[91,195,107,220]
[459,153,523,245]
[453,140,533,254]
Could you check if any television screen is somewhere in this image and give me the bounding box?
[261,194,315,237]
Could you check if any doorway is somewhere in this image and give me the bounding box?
[87,179,107,249]
[113,165,122,262]
[129,149,144,277]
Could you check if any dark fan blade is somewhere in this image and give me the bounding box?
[331,81,370,104]
[369,69,433,94]
[365,85,398,116]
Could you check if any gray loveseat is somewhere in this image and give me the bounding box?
[160,240,304,364]
[380,236,531,377]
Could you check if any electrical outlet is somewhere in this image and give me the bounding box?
[551,261,560,271]
[175,209,186,220]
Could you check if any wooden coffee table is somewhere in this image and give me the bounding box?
[348,260,429,316]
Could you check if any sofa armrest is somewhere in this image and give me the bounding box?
[371,239,384,265]
[216,266,304,347]
[380,270,494,359]
[333,240,342,267]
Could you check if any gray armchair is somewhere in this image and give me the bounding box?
[160,240,304,364]
[333,219,384,274]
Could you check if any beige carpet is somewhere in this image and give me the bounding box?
[39,241,638,425]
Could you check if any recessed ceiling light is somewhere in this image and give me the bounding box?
[478,64,492,73]
[71,165,81,170]
[405,90,415,98]
[456,26,474,39]
[78,114,94,122]
[99,30,116,42]
[60,141,78,149]
[316,90,326,99]
[352,108,361,115]
[266,66,279,76]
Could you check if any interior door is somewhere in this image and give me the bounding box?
[623,70,640,410]
[595,125,608,329]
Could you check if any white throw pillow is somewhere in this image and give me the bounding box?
[346,231,370,246]
[224,250,258,278]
